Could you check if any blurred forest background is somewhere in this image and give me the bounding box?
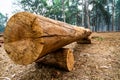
[0,0,120,32]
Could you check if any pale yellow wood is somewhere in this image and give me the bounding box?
[4,12,91,65]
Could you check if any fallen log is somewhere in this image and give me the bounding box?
[4,12,92,65]
[36,48,74,71]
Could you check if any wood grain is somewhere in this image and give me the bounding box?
[4,12,91,65]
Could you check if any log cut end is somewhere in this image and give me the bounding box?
[66,48,74,71]
[37,48,74,71]
[4,12,44,65]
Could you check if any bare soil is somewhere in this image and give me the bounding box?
[0,32,120,80]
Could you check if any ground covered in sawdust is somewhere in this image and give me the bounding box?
[0,32,120,80]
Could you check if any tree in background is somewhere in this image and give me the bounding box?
[0,13,8,32]
[65,0,81,25]
[115,0,120,31]
[90,0,111,31]
[62,0,66,22]
[16,0,48,15]
[112,0,115,31]
[14,0,82,25]
[14,0,119,32]
[84,0,90,28]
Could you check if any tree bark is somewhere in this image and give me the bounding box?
[82,0,84,26]
[112,0,115,31]
[62,0,66,22]
[4,12,91,65]
[36,48,74,71]
[107,0,110,31]
[84,0,90,29]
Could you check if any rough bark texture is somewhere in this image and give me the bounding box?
[4,12,91,65]
[36,48,74,71]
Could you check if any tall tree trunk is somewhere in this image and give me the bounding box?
[118,16,120,31]
[84,0,90,29]
[95,5,98,32]
[92,0,95,32]
[62,0,66,22]
[107,0,110,31]
[112,0,115,31]
[82,0,84,26]
[55,15,57,20]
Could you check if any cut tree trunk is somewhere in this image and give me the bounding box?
[4,12,92,65]
[36,48,74,71]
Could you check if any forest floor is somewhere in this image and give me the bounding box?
[0,32,120,80]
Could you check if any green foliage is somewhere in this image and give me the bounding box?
[0,13,7,32]
[65,0,82,25]
[90,0,111,25]
[116,0,120,16]
[96,37,104,41]
[92,36,104,41]
[19,0,47,15]
[46,0,63,21]
[15,0,82,25]
[13,0,120,31]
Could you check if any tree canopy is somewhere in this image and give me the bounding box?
[11,0,120,32]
